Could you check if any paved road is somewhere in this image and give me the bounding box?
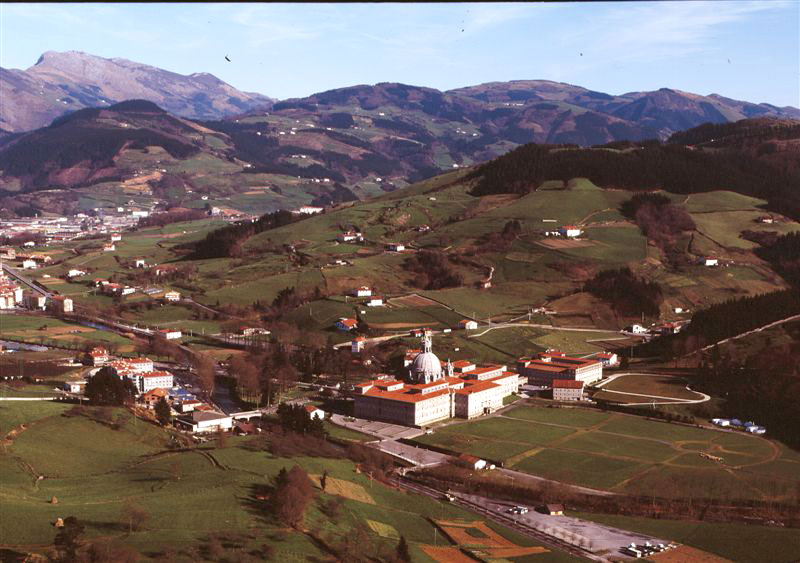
[329,413,424,440]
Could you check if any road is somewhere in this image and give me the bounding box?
[692,313,800,354]
[1,263,51,297]
[593,372,711,406]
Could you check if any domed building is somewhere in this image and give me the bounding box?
[408,331,443,384]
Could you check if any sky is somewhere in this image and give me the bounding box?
[1,2,798,107]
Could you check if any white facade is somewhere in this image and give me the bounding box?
[160,330,182,340]
[367,297,384,307]
[354,287,372,297]
[459,320,478,330]
[704,258,719,267]
[164,291,181,302]
[180,410,233,433]
[67,269,85,278]
[22,259,37,269]
[135,371,174,393]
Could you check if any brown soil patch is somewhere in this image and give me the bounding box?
[420,546,476,563]
[388,294,439,308]
[537,238,595,249]
[649,545,731,563]
[309,474,374,504]
[471,194,520,215]
[435,520,512,548]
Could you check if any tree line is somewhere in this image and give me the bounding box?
[584,267,663,318]
[183,209,298,259]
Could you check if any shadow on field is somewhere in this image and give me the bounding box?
[83,519,128,532]
[239,483,275,525]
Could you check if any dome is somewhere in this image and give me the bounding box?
[411,352,442,383]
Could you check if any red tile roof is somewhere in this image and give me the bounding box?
[552,379,584,389]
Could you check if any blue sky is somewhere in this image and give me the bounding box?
[1,2,798,107]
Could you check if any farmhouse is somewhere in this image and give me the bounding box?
[551,379,584,401]
[338,231,363,243]
[304,405,325,420]
[626,324,647,334]
[458,453,487,470]
[22,259,37,270]
[110,233,122,242]
[458,319,478,330]
[159,329,182,340]
[163,290,181,302]
[352,336,366,353]
[242,327,270,336]
[336,317,358,331]
[595,352,619,367]
[702,257,719,267]
[352,286,372,297]
[367,296,384,307]
[63,380,87,394]
[294,206,324,215]
[134,259,147,268]
[103,244,115,252]
[517,351,603,385]
[67,269,86,278]
[559,225,582,238]
[386,243,405,252]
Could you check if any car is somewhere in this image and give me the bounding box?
[424,429,433,435]
[507,505,528,514]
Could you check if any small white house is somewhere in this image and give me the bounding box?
[163,291,181,302]
[103,244,116,252]
[458,320,478,331]
[386,243,405,252]
[703,258,719,267]
[628,324,647,334]
[304,404,326,420]
[367,296,384,307]
[134,259,147,268]
[110,233,122,242]
[179,410,233,433]
[294,206,324,215]
[23,241,36,248]
[67,269,85,278]
[22,259,37,270]
[63,380,87,394]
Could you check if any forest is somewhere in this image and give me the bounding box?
[583,267,663,317]
[184,209,299,259]
[468,141,800,219]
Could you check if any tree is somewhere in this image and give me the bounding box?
[193,353,216,395]
[271,465,315,529]
[154,397,171,426]
[85,368,137,406]
[396,536,411,562]
[121,499,149,533]
[54,516,84,561]
[320,469,328,492]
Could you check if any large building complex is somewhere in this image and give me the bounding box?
[354,332,520,426]
[516,351,603,385]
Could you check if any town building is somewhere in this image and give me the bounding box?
[89,347,109,366]
[551,379,585,401]
[134,371,174,393]
[140,388,169,408]
[517,351,603,385]
[0,275,24,309]
[48,295,73,314]
[24,294,47,311]
[353,332,519,426]
[110,233,122,242]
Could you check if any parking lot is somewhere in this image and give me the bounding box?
[329,414,424,440]
[456,493,668,557]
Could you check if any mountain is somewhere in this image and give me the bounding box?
[0,51,272,132]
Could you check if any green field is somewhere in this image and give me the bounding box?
[0,402,575,561]
[414,405,799,501]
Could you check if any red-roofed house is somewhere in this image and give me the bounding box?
[89,347,109,366]
[595,352,619,367]
[458,319,478,330]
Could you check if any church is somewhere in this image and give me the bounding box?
[353,331,521,427]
